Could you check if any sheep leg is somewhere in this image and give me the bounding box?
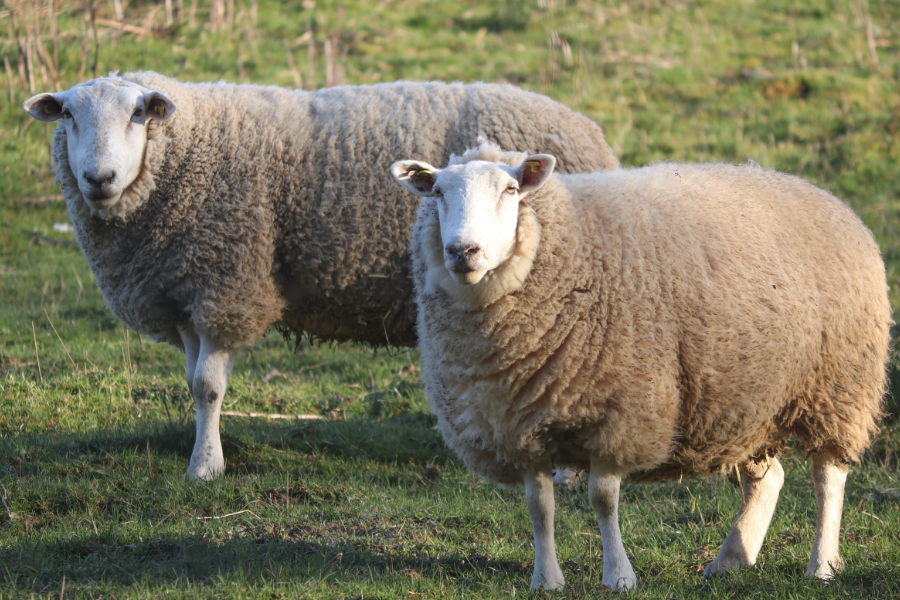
[589,458,637,590]
[525,459,566,590]
[184,332,236,481]
[179,324,201,398]
[805,452,849,580]
[704,457,785,577]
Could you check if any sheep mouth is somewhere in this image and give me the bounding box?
[447,266,488,285]
[82,192,122,210]
[448,263,477,274]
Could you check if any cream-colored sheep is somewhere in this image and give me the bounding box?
[391,142,890,591]
[22,72,619,481]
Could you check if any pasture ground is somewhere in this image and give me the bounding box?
[1,1,899,598]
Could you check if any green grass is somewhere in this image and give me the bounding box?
[1,0,899,598]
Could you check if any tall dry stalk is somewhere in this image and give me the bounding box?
[333,5,344,86]
[123,327,133,404]
[211,0,224,34]
[3,56,14,105]
[32,0,60,93]
[35,35,60,91]
[70,264,84,305]
[32,321,43,385]
[89,0,99,78]
[113,0,122,21]
[286,45,301,88]
[866,13,879,68]
[188,0,196,27]
[29,0,49,91]
[304,1,314,88]
[48,0,58,87]
[77,32,88,81]
[165,0,172,26]
[324,37,332,87]
[44,307,77,371]
[241,0,257,59]
[5,0,36,94]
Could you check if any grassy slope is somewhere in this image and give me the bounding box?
[1,0,899,598]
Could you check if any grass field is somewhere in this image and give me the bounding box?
[1,0,899,598]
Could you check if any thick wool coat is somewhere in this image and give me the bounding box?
[411,156,890,486]
[54,71,619,348]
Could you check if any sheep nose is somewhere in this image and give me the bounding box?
[445,243,482,259]
[83,170,116,188]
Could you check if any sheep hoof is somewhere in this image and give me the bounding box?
[184,461,225,482]
[530,569,565,591]
[703,554,750,578]
[552,468,579,487]
[805,558,841,581]
[602,569,637,590]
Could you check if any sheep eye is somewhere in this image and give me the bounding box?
[505,186,518,194]
[132,108,143,119]
[61,110,72,119]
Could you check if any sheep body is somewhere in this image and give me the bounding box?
[54,71,619,350]
[412,156,889,486]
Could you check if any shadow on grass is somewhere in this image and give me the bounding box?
[2,526,533,594]
[6,527,900,597]
[6,413,452,475]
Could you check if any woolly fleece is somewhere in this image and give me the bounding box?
[411,151,891,486]
[53,71,619,349]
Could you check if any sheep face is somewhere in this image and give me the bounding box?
[391,155,555,285]
[23,77,175,211]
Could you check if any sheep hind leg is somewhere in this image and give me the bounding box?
[184,331,236,482]
[589,458,637,590]
[704,457,784,577]
[805,452,848,580]
[180,324,201,399]
[524,458,566,590]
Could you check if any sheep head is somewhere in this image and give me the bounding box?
[391,153,555,285]
[23,75,175,212]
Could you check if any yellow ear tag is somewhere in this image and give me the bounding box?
[526,160,540,173]
[154,104,165,118]
[43,104,53,114]
[417,169,431,177]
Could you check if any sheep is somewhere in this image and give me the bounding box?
[21,71,619,481]
[390,141,890,590]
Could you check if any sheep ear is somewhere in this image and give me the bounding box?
[390,160,441,197]
[515,154,556,194]
[23,92,66,122]
[143,91,176,121]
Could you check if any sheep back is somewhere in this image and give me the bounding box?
[54,71,619,348]
[412,162,890,486]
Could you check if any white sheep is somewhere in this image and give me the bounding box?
[22,72,619,481]
[390,141,890,590]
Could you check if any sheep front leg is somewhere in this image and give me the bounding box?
[184,332,236,481]
[525,459,566,590]
[589,458,637,590]
[704,457,784,577]
[805,452,849,580]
